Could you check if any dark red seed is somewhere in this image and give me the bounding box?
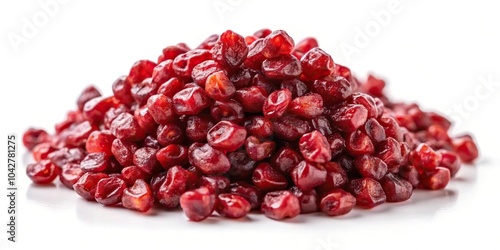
[110,113,145,141]
[32,142,57,162]
[122,179,154,212]
[152,59,175,85]
[380,174,413,202]
[348,178,386,208]
[173,86,212,115]
[280,79,309,98]
[326,133,346,158]
[47,147,87,168]
[299,130,332,163]
[104,104,129,129]
[73,172,109,201]
[191,60,224,87]
[361,118,386,143]
[244,116,273,138]
[134,105,157,134]
[421,167,451,190]
[245,136,276,161]
[210,99,244,124]
[313,76,352,106]
[157,123,185,146]
[157,77,184,98]
[216,194,251,219]
[290,186,318,214]
[251,73,278,95]
[252,162,288,192]
[160,44,190,61]
[146,94,175,124]
[59,163,84,189]
[211,30,248,69]
[288,93,324,119]
[205,71,236,101]
[354,155,388,180]
[229,182,262,210]
[229,68,252,88]
[320,189,356,216]
[375,138,403,173]
[317,162,349,194]
[227,150,256,180]
[398,165,421,188]
[180,187,216,222]
[244,38,266,70]
[157,166,189,208]
[86,130,115,156]
[262,89,292,118]
[270,147,302,174]
[233,86,267,113]
[261,190,300,220]
[295,37,318,53]
[262,55,302,80]
[172,49,212,77]
[26,160,59,185]
[133,147,160,175]
[207,121,247,152]
[23,128,49,150]
[127,60,157,84]
[452,135,479,163]
[112,75,134,106]
[345,130,375,156]
[198,175,230,194]
[331,104,368,133]
[409,143,442,170]
[80,152,110,173]
[261,30,295,58]
[156,144,189,170]
[77,86,101,111]
[95,177,127,206]
[131,78,159,105]
[291,161,327,191]
[438,150,461,177]
[121,166,150,186]
[188,143,231,175]
[111,139,138,167]
[271,115,311,141]
[83,96,119,123]
[185,114,214,142]
[300,47,334,80]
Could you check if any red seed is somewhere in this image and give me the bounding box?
[122,179,154,212]
[252,162,288,192]
[26,160,59,185]
[207,121,247,152]
[261,190,300,220]
[348,178,386,208]
[180,187,216,222]
[73,172,109,201]
[291,161,327,191]
[95,176,127,206]
[320,189,356,216]
[216,193,251,219]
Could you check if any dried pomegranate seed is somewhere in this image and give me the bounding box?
[80,152,110,173]
[452,135,479,163]
[262,89,292,118]
[59,163,84,189]
[288,93,324,119]
[354,155,388,180]
[270,147,302,174]
[211,30,248,69]
[86,130,115,156]
[409,143,442,170]
[180,187,216,222]
[261,30,294,58]
[188,143,231,175]
[95,176,127,206]
[317,162,349,194]
[77,86,102,111]
[229,181,262,210]
[73,172,109,201]
[198,175,230,194]
[216,193,251,219]
[244,136,276,161]
[438,150,461,177]
[172,86,212,115]
[313,76,352,106]
[121,166,150,186]
[207,121,247,152]
[291,161,327,191]
[261,190,300,220]
[290,186,318,214]
[156,144,189,170]
[252,162,288,192]
[32,142,56,161]
[380,174,413,202]
[26,160,59,185]
[205,71,236,101]
[122,179,154,212]
[301,47,334,80]
[421,167,451,190]
[299,130,332,163]
[348,178,386,208]
[320,189,356,216]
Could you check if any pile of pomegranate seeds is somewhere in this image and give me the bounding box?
[23,29,479,221]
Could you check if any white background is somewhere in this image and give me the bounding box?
[1,0,500,249]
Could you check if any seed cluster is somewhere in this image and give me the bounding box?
[23,29,479,221]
